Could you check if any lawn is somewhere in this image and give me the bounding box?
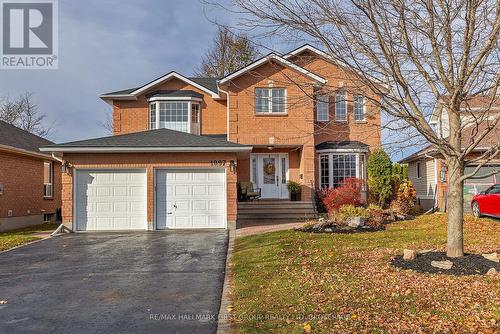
[0,222,58,252]
[230,214,500,333]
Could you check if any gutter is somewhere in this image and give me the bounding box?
[0,144,54,160]
[40,146,253,153]
[217,85,230,141]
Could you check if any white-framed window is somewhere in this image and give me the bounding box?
[319,153,366,188]
[43,161,53,198]
[320,154,330,188]
[255,88,286,113]
[191,103,200,135]
[416,162,422,179]
[335,90,347,121]
[316,95,329,122]
[353,95,366,121]
[149,103,156,129]
[149,101,200,134]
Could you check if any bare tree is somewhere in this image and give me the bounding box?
[196,25,260,77]
[98,110,114,135]
[0,92,53,138]
[224,0,499,257]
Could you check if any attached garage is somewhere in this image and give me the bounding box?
[41,128,252,232]
[155,169,226,229]
[74,169,147,231]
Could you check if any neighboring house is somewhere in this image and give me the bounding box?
[400,96,499,211]
[41,44,381,232]
[0,121,61,231]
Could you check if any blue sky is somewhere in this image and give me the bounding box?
[0,0,413,161]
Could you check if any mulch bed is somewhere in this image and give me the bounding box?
[391,251,500,276]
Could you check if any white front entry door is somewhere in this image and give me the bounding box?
[155,169,226,229]
[251,154,289,199]
[74,169,148,231]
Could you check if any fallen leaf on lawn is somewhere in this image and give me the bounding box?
[226,305,233,312]
[303,322,312,333]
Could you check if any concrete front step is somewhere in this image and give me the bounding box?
[238,209,315,214]
[238,213,316,220]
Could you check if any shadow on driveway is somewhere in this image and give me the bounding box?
[0,231,228,334]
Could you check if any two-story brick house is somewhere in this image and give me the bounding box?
[41,45,381,231]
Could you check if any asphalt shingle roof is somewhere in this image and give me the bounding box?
[0,120,53,153]
[101,77,219,97]
[145,90,204,99]
[315,140,369,150]
[43,128,249,150]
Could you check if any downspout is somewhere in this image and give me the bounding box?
[425,153,439,211]
[217,84,230,141]
[51,152,63,163]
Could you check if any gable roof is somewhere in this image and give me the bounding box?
[0,120,53,157]
[100,72,220,100]
[218,53,327,85]
[284,44,338,62]
[430,95,500,124]
[40,128,252,153]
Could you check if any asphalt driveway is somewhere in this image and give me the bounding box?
[0,231,228,334]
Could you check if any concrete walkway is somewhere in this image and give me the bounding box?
[235,221,304,237]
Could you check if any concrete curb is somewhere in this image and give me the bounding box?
[216,229,235,334]
[0,233,57,255]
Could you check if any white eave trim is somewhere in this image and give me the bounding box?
[147,96,203,102]
[0,144,55,160]
[100,71,220,101]
[316,148,369,153]
[132,72,219,98]
[40,146,253,153]
[284,44,334,61]
[218,53,327,85]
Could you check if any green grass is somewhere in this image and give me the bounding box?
[0,222,59,252]
[230,214,500,333]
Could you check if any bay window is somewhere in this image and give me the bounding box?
[255,88,286,113]
[148,100,200,134]
[319,153,366,188]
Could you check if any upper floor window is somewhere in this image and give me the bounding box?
[353,95,366,121]
[316,95,329,122]
[149,100,200,134]
[43,161,53,198]
[255,88,286,114]
[335,90,347,121]
[149,103,156,129]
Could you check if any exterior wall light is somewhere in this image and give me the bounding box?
[229,160,236,172]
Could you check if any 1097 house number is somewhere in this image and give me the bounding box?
[211,160,226,166]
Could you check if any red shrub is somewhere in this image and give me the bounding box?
[322,178,365,214]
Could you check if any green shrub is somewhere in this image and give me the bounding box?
[367,149,393,206]
[287,180,301,194]
[336,205,370,222]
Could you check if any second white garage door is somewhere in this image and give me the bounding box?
[155,169,226,229]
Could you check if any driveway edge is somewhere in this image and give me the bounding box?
[216,229,235,334]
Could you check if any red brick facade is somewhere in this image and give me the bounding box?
[60,152,237,228]
[0,150,61,223]
[58,47,382,228]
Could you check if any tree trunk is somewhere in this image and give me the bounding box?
[446,158,464,257]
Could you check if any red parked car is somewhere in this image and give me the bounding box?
[471,184,500,218]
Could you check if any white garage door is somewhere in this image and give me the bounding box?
[75,169,147,231]
[156,169,226,229]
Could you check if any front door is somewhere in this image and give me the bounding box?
[252,154,289,199]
